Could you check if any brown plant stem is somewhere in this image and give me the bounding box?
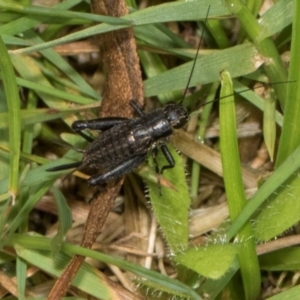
[47,0,144,298]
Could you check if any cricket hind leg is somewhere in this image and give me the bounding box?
[72,101,143,143]
[72,117,129,142]
[88,154,147,188]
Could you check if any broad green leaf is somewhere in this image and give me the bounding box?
[175,244,239,279]
[147,145,190,254]
[253,175,300,241]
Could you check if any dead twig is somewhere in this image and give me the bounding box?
[47,0,144,298]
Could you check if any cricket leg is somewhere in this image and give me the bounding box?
[47,161,81,172]
[160,144,175,174]
[72,117,128,142]
[129,100,144,117]
[151,146,162,195]
[88,154,147,188]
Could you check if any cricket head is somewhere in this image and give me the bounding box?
[163,103,188,129]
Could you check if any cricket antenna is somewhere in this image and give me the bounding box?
[47,138,86,154]
[180,5,211,105]
[191,79,296,114]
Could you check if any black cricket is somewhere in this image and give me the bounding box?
[47,100,188,190]
[48,7,212,190]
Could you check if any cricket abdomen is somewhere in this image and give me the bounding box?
[82,119,152,170]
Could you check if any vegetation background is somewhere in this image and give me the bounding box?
[0,0,299,299]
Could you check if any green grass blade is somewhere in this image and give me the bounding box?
[263,91,276,161]
[219,70,260,300]
[247,0,300,242]
[10,54,96,130]
[11,235,201,300]
[190,82,219,200]
[246,0,264,15]
[16,257,26,300]
[1,34,32,46]
[258,0,293,40]
[0,181,53,246]
[226,142,300,240]
[139,50,181,104]
[24,30,99,99]
[266,285,300,300]
[0,0,130,25]
[145,43,260,97]
[13,76,95,105]
[206,19,231,48]
[259,247,300,271]
[135,24,189,53]
[233,80,283,127]
[225,0,288,107]
[14,0,231,55]
[276,0,300,166]
[0,0,82,36]
[0,104,100,130]
[0,36,21,197]
[51,187,72,256]
[15,245,120,300]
